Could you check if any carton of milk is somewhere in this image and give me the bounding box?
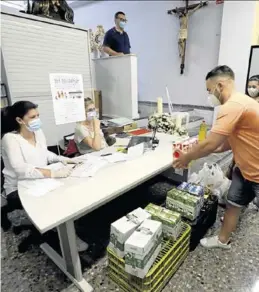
[124,219,162,279]
[109,208,151,258]
[145,203,182,240]
[166,189,202,221]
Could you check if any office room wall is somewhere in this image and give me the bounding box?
[218,1,257,93]
[73,1,223,106]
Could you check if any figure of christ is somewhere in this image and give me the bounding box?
[168,1,208,74]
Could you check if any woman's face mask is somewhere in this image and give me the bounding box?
[86,110,97,121]
[247,87,259,98]
[26,118,42,132]
[247,80,259,98]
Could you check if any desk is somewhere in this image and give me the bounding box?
[18,134,174,292]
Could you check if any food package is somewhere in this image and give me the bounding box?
[177,182,204,204]
[109,208,151,258]
[145,203,182,240]
[172,137,198,152]
[124,219,162,279]
[166,188,203,221]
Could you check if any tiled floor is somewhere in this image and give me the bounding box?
[2,197,259,292]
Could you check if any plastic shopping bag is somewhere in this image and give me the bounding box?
[189,163,231,205]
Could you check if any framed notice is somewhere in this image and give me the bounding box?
[49,73,86,125]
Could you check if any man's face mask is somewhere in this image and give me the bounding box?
[116,15,127,30]
[207,84,222,107]
[119,21,126,29]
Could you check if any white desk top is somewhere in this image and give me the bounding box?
[18,134,174,233]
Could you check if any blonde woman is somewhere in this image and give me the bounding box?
[74,98,107,154]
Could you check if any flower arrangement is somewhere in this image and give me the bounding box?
[148,113,188,137]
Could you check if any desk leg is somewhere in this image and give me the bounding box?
[40,220,93,292]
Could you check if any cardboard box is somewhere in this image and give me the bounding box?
[125,219,162,278]
[145,203,182,240]
[167,188,203,221]
[124,122,138,132]
[109,208,151,258]
[166,197,200,221]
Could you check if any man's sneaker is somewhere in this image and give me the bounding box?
[200,236,231,249]
[76,236,89,252]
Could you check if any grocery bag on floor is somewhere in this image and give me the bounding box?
[189,163,231,205]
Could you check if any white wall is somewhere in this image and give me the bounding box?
[74,1,223,105]
[218,1,257,92]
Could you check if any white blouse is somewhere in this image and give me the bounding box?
[2,129,67,195]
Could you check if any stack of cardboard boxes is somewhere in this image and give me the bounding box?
[166,182,205,221]
[145,203,182,240]
[109,205,184,279]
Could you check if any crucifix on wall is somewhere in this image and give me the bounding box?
[168,0,208,75]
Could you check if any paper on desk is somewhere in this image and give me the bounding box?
[19,179,64,197]
[109,117,133,126]
[70,159,108,177]
[103,152,128,163]
[114,137,130,147]
[127,143,145,160]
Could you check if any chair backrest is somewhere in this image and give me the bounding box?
[63,139,79,157]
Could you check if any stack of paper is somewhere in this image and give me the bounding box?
[127,143,145,160]
[70,159,108,177]
[103,153,128,163]
[109,117,133,126]
[19,179,64,197]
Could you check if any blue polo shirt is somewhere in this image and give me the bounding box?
[103,28,131,55]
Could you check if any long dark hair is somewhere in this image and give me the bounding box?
[1,101,38,138]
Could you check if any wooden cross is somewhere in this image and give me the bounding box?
[168,1,208,75]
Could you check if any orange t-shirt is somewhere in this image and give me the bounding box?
[211,92,259,183]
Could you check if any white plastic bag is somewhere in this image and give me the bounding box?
[189,163,231,205]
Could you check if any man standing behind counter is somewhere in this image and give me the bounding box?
[103,11,131,56]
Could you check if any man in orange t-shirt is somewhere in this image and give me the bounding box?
[173,65,259,249]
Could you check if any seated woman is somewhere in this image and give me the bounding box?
[74,98,107,154]
[247,75,259,102]
[1,101,87,251]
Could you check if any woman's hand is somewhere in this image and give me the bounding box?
[93,118,101,131]
[51,167,72,178]
[172,150,191,169]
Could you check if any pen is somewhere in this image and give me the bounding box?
[101,153,112,157]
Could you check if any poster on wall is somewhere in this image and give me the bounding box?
[49,73,86,125]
